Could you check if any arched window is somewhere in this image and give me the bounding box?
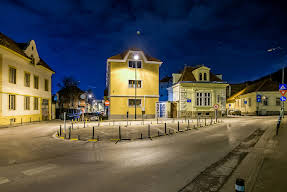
[199,73,202,81]
[204,73,207,81]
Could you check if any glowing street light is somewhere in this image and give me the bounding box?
[133,54,139,60]
[88,94,92,98]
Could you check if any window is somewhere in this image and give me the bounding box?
[9,95,16,110]
[248,98,251,106]
[199,73,202,81]
[128,60,142,68]
[44,79,49,91]
[196,92,211,106]
[24,96,30,110]
[34,97,39,110]
[128,80,142,88]
[217,95,220,103]
[34,76,39,89]
[204,73,207,81]
[276,97,281,106]
[24,72,30,87]
[9,67,16,84]
[263,97,268,106]
[128,99,141,107]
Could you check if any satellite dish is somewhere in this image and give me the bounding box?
[80,94,86,99]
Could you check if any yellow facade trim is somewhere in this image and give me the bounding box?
[0,91,50,99]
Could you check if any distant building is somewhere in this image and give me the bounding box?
[162,65,229,118]
[159,76,172,101]
[106,48,162,119]
[227,78,284,115]
[0,33,54,125]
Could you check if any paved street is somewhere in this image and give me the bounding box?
[0,116,276,192]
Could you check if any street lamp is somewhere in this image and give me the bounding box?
[268,47,285,117]
[134,53,139,120]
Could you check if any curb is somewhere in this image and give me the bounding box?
[219,125,275,192]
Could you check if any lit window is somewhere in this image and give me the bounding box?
[128,61,142,68]
[34,97,39,110]
[34,76,39,89]
[128,99,141,107]
[24,96,30,110]
[24,72,30,87]
[9,67,16,84]
[128,80,142,88]
[196,92,211,106]
[45,79,49,91]
[9,95,16,110]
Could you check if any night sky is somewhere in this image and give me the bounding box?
[1,0,287,98]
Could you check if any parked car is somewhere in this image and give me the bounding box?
[60,109,82,120]
[84,113,100,121]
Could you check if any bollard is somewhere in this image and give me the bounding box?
[158,131,160,137]
[78,134,80,140]
[178,121,180,132]
[205,118,206,126]
[187,120,190,129]
[92,126,95,139]
[60,125,62,136]
[210,117,213,125]
[165,123,167,134]
[84,121,86,128]
[197,117,199,127]
[118,126,121,140]
[148,125,151,138]
[157,117,158,124]
[235,178,245,192]
[141,133,143,139]
[276,121,280,136]
[69,127,71,139]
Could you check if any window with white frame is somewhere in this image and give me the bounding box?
[24,96,30,110]
[128,80,142,88]
[128,99,141,107]
[9,95,16,110]
[196,92,211,106]
[128,60,142,68]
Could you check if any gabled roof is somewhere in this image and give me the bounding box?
[108,48,162,62]
[0,32,54,72]
[227,78,278,102]
[176,66,224,83]
[160,76,172,82]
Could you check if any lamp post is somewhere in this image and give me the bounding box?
[134,54,139,120]
[267,47,285,117]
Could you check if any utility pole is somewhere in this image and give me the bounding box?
[135,60,137,120]
[282,66,285,118]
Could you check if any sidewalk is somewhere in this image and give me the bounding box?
[252,118,287,192]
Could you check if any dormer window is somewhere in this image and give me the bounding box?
[204,73,207,81]
[199,73,202,81]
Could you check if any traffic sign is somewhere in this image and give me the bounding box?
[104,100,110,106]
[256,95,261,102]
[213,104,219,110]
[279,84,287,90]
[280,90,287,96]
[280,96,286,102]
[187,99,191,103]
[244,100,247,104]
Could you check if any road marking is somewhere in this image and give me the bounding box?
[22,164,57,176]
[0,177,10,185]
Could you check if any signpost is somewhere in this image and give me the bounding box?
[279,84,287,118]
[214,104,219,122]
[280,90,287,96]
[256,95,261,103]
[104,100,110,106]
[187,99,191,103]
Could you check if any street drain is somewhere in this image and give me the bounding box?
[178,129,265,192]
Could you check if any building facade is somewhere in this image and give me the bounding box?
[0,33,54,125]
[159,76,172,101]
[106,49,162,119]
[227,78,285,115]
[166,65,229,118]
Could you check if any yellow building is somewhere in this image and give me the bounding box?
[0,33,54,125]
[167,65,229,118]
[227,78,285,115]
[106,49,162,119]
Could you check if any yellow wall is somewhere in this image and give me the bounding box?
[0,46,53,125]
[108,51,160,119]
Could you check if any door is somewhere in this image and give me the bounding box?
[42,99,49,120]
[156,102,166,118]
[171,102,177,118]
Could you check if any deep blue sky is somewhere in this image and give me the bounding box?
[1,0,287,98]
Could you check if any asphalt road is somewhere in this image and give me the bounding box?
[0,116,276,192]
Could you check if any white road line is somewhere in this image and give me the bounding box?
[22,164,57,176]
[0,177,10,185]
